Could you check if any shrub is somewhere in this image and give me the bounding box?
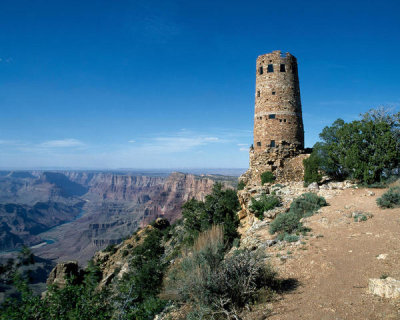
[377,186,400,208]
[310,108,400,184]
[269,211,303,235]
[103,244,117,254]
[182,183,240,246]
[237,180,246,190]
[289,193,327,217]
[283,234,299,242]
[249,194,281,220]
[261,171,276,185]
[166,226,277,318]
[269,193,327,235]
[303,152,322,186]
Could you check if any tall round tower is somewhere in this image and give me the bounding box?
[253,50,304,153]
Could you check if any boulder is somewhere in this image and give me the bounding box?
[307,182,319,190]
[46,260,81,288]
[368,277,400,299]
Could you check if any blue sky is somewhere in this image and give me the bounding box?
[0,0,399,169]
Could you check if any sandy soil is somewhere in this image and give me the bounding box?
[264,187,400,320]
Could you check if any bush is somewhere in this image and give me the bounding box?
[310,108,400,184]
[377,186,400,208]
[237,180,246,190]
[103,244,117,254]
[289,193,327,217]
[269,193,327,235]
[261,171,276,185]
[182,183,240,246]
[269,211,303,235]
[166,226,277,318]
[303,152,322,186]
[249,194,281,220]
[283,233,300,243]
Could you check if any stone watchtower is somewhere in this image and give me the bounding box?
[241,50,309,184]
[254,51,304,152]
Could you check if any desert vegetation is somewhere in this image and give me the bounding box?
[249,194,281,220]
[164,225,277,319]
[304,108,400,186]
[269,193,327,237]
[376,186,400,208]
[261,171,276,185]
[1,182,280,319]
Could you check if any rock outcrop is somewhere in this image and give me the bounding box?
[46,261,81,288]
[369,277,400,299]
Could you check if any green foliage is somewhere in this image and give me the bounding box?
[270,211,303,235]
[261,171,276,185]
[182,183,240,246]
[104,244,117,254]
[17,246,35,266]
[0,267,112,320]
[303,152,322,186]
[310,108,400,184]
[114,228,166,320]
[377,186,400,208]
[270,193,327,235]
[283,234,299,243]
[237,180,246,190]
[166,227,277,318]
[289,193,327,217]
[249,194,281,220]
[353,213,368,222]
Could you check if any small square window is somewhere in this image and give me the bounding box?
[257,142,261,147]
[258,66,263,75]
[280,64,286,72]
[279,119,282,122]
[270,140,275,148]
[284,119,287,122]
[267,64,274,73]
[268,114,276,119]
[272,91,276,95]
[257,90,260,97]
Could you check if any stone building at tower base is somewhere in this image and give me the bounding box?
[240,145,311,185]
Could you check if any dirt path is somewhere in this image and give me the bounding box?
[266,187,400,320]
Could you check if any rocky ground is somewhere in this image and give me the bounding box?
[240,184,400,320]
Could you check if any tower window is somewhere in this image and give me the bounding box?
[258,66,263,75]
[257,90,260,97]
[272,91,276,95]
[280,64,286,72]
[268,114,276,119]
[257,142,261,147]
[284,119,287,122]
[267,64,274,73]
[279,119,282,122]
[270,140,275,148]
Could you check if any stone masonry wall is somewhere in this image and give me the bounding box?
[254,50,304,152]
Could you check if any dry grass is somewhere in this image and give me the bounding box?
[193,224,224,253]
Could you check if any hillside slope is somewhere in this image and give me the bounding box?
[242,186,400,320]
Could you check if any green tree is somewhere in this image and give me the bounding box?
[307,108,400,184]
[182,183,240,246]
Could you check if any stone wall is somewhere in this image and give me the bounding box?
[240,145,310,184]
[254,50,304,153]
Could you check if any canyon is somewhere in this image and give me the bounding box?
[0,170,238,264]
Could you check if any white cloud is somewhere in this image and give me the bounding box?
[239,147,248,152]
[128,140,136,143]
[39,139,85,148]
